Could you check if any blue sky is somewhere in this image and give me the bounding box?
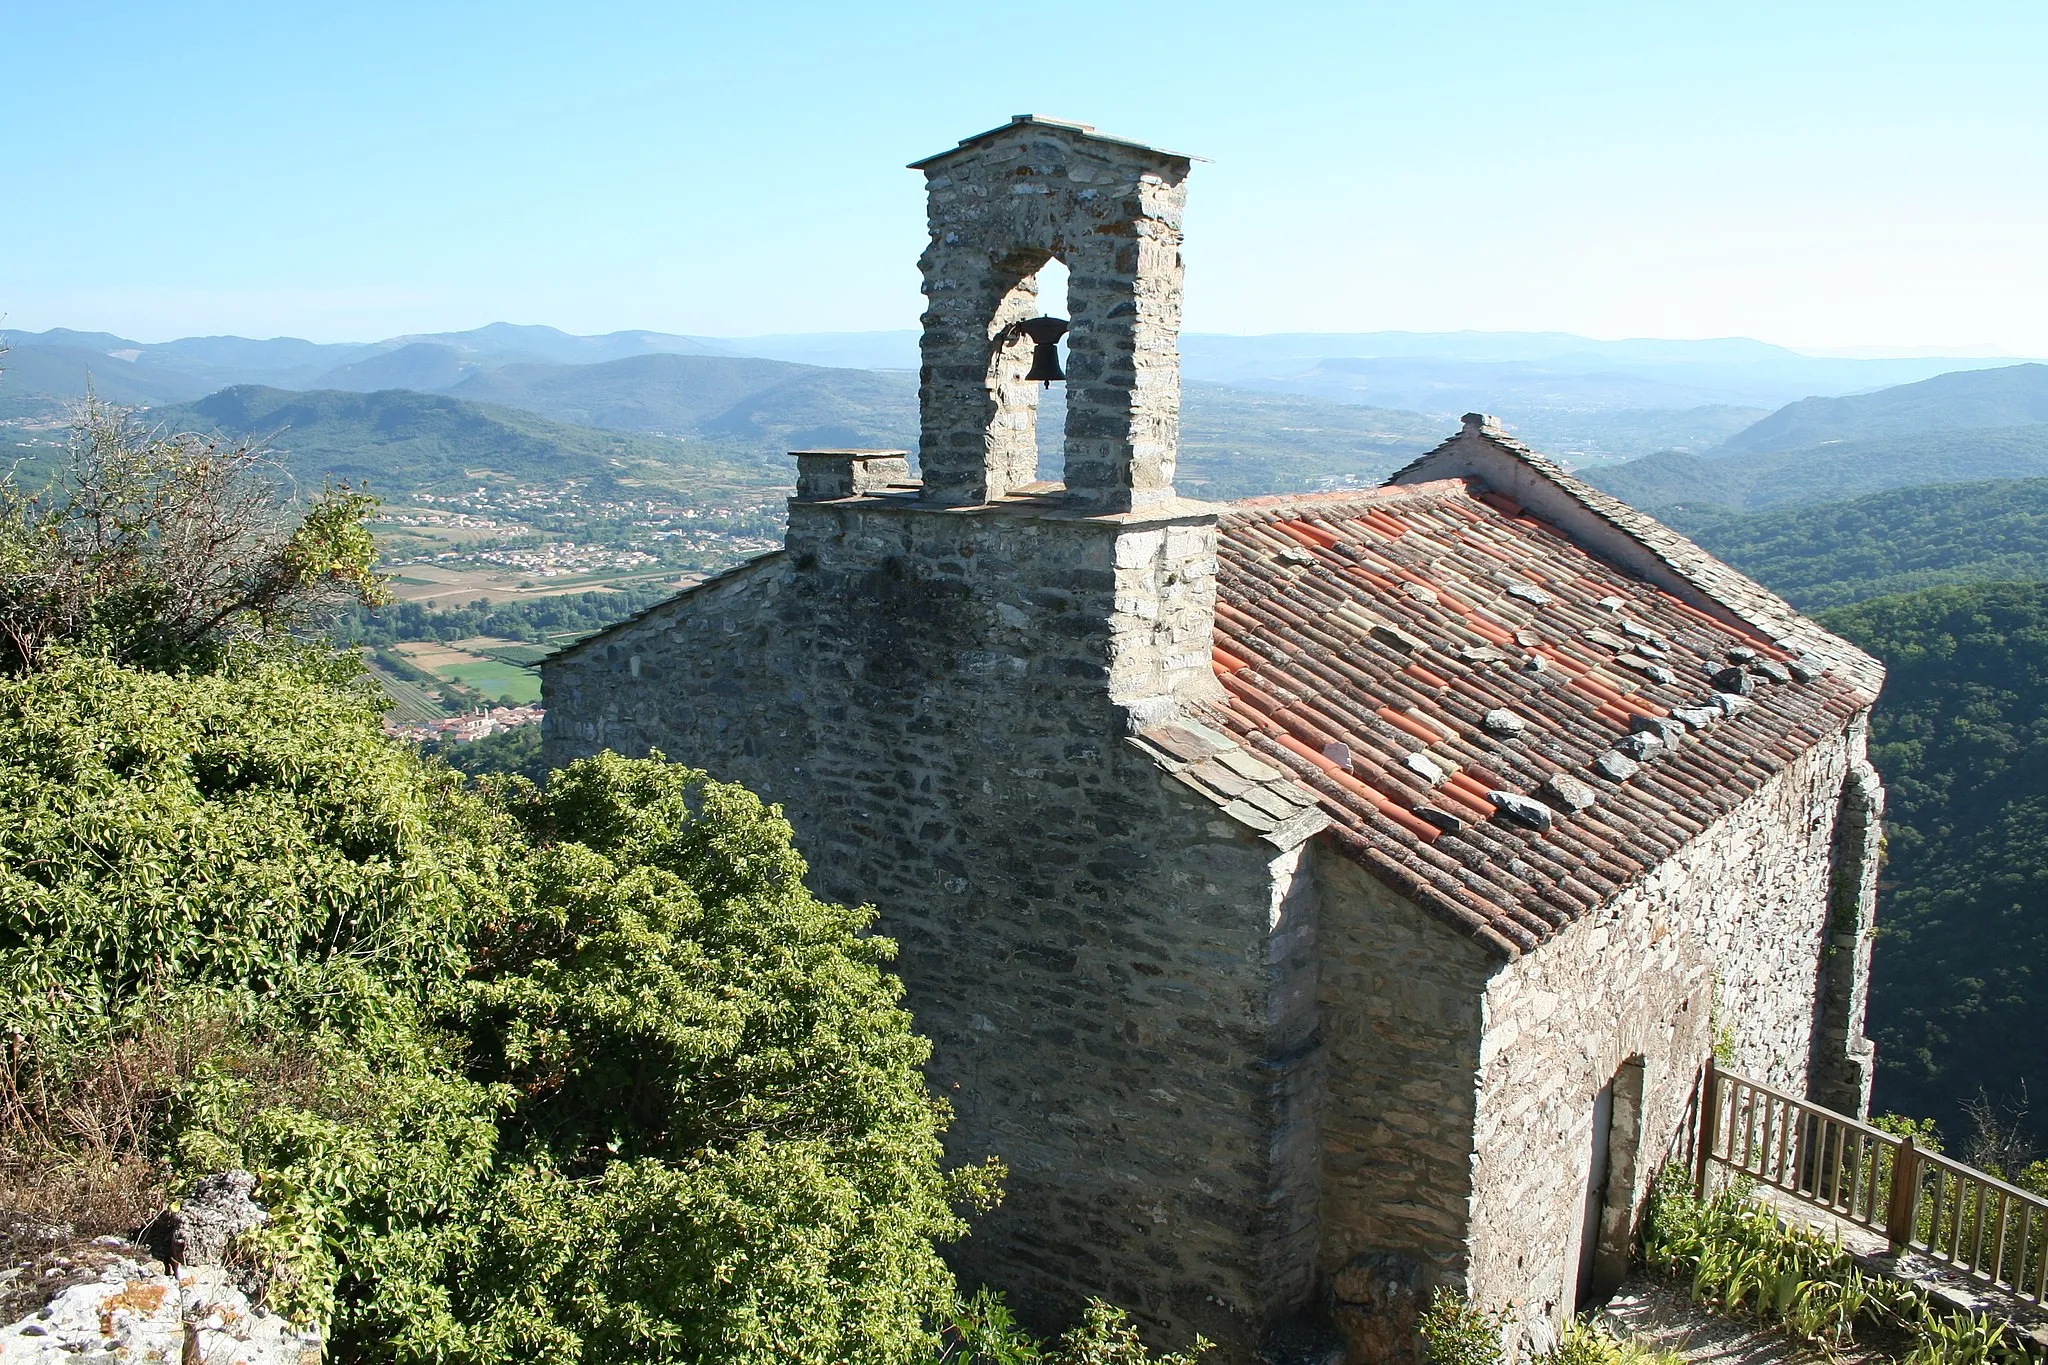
[4,1,2044,351]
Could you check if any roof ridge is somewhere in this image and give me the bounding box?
[1388,415,1884,702]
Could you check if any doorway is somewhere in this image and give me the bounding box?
[1575,1058,1645,1310]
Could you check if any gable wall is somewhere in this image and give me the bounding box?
[1465,724,1863,1351]
[542,498,1327,1357]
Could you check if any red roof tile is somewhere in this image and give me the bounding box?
[1198,478,1869,959]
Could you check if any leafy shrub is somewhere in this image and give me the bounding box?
[1419,1287,1507,1365]
[0,654,998,1363]
[1415,1288,1679,1365]
[0,397,385,674]
[938,1290,1210,1365]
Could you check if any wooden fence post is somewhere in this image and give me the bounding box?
[1886,1136,1918,1251]
[1695,1056,1717,1199]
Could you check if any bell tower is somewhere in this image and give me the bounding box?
[909,115,1192,511]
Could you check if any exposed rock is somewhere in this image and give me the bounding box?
[1413,806,1464,835]
[1489,790,1554,830]
[1616,655,1675,685]
[1482,708,1527,737]
[1619,730,1664,761]
[1459,643,1506,664]
[1630,715,1687,749]
[1522,654,1547,674]
[1752,658,1793,685]
[1672,706,1721,731]
[1713,691,1753,718]
[1542,773,1598,813]
[0,1256,319,1365]
[1371,623,1420,653]
[1727,646,1759,664]
[1711,665,1754,696]
[1786,658,1823,683]
[1593,750,1641,782]
[150,1170,266,1269]
[1403,751,1446,785]
[1504,581,1553,606]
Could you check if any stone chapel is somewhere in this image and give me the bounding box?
[540,116,1886,1364]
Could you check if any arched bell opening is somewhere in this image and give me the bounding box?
[984,251,1073,496]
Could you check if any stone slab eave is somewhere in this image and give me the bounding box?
[907,113,1196,171]
[538,550,789,668]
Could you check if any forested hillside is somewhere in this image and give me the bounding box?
[1662,478,2048,609]
[1719,362,2048,455]
[160,385,786,494]
[1820,584,2048,1147]
[1584,424,2048,510]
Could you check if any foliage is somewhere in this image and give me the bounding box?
[1641,1169,2033,1364]
[159,384,786,497]
[332,587,679,648]
[1415,1288,1681,1365]
[0,655,997,1363]
[1418,1287,1508,1365]
[1716,363,2048,457]
[936,1291,1210,1365]
[0,395,387,672]
[425,725,548,783]
[1818,583,2048,1145]
[1661,477,2048,610]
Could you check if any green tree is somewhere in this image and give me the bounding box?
[0,395,386,673]
[0,654,990,1363]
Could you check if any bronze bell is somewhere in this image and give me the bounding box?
[1015,316,1069,387]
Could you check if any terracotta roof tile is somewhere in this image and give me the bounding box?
[1201,478,1867,960]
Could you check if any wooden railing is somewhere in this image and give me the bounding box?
[1695,1059,2048,1307]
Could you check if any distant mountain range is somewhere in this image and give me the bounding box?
[1582,365,2048,510]
[5,323,2037,463]
[13,320,2048,510]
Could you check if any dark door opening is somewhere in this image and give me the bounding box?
[1576,1058,1645,1311]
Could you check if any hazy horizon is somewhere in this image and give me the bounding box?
[6,320,2040,365]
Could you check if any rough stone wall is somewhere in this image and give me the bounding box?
[1462,731,1864,1351]
[1314,852,1490,1279]
[543,493,1322,1358]
[915,121,1188,511]
[1313,851,1491,1363]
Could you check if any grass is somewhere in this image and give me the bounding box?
[392,642,540,705]
[437,659,539,704]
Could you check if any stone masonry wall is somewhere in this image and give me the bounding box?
[1464,730,1863,1352]
[544,492,1324,1359]
[1314,851,1490,1281]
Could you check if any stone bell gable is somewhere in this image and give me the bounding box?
[542,118,1886,1365]
[911,115,1190,510]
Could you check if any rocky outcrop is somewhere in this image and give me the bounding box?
[0,1174,320,1364]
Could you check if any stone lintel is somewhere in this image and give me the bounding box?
[791,449,914,500]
